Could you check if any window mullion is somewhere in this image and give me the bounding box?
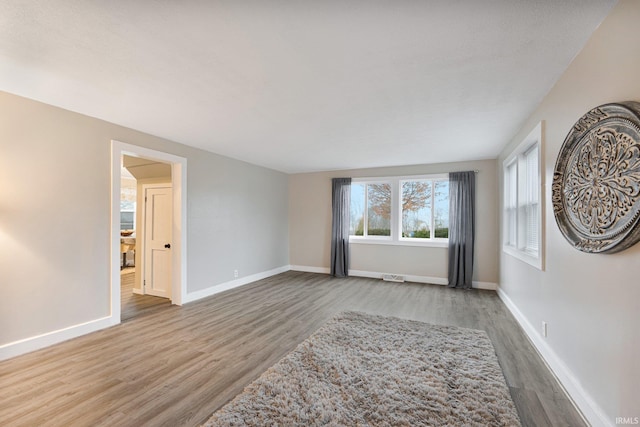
[363,184,369,238]
[392,179,400,241]
[397,180,403,239]
[430,180,435,240]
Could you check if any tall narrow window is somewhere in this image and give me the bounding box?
[367,183,391,236]
[350,183,365,236]
[401,180,432,238]
[503,122,543,270]
[504,160,517,247]
[523,145,539,254]
[434,180,449,239]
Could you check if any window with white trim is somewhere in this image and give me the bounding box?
[350,175,448,246]
[504,160,517,247]
[400,179,449,239]
[503,122,543,269]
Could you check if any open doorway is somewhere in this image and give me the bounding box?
[111,141,187,325]
[119,155,173,320]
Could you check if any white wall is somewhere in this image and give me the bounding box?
[0,90,289,350]
[497,1,640,424]
[289,159,498,285]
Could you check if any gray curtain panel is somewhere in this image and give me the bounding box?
[448,171,475,289]
[330,177,351,277]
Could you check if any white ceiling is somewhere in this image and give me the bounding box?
[0,1,616,173]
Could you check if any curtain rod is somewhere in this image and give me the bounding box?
[346,170,479,180]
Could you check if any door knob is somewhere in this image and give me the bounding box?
[164,243,171,249]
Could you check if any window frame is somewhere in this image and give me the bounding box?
[354,179,394,241]
[502,121,544,270]
[350,174,449,248]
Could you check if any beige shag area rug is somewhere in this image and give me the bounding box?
[204,311,521,426]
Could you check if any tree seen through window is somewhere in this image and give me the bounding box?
[350,178,448,240]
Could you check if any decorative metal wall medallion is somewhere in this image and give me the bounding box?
[552,101,640,253]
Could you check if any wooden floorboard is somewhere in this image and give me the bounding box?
[121,271,171,322]
[0,271,585,426]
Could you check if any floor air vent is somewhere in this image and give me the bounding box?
[382,274,405,283]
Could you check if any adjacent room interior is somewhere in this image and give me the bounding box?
[0,1,638,426]
[119,154,173,321]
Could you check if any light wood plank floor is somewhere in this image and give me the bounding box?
[0,272,585,427]
[121,271,171,322]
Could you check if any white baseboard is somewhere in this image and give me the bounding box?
[132,288,144,295]
[0,315,118,362]
[497,287,611,427]
[182,265,290,304]
[1,265,289,361]
[471,280,498,291]
[0,264,493,362]
[349,269,448,285]
[289,265,330,274]
[289,266,496,290]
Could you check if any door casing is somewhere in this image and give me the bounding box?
[110,140,187,324]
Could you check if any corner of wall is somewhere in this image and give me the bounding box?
[182,265,291,304]
[497,287,612,427]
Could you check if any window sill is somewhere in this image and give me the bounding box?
[503,245,543,270]
[349,238,449,248]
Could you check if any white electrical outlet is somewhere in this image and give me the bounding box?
[234,269,239,278]
[542,321,548,338]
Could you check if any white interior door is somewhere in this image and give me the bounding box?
[144,186,172,299]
